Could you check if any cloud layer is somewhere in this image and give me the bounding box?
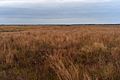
[0,0,111,6]
[0,0,111,3]
[0,0,120,24]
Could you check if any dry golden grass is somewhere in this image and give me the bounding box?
[0,25,120,80]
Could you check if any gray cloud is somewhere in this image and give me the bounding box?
[0,0,112,7]
[0,0,120,24]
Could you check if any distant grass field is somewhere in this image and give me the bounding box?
[0,25,120,80]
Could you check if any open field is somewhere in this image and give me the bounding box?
[0,25,120,80]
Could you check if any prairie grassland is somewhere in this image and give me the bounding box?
[0,25,120,80]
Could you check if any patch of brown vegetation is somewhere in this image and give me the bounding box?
[0,25,120,80]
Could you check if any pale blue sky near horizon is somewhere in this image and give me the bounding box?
[0,0,120,24]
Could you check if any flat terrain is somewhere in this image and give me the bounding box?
[0,25,120,80]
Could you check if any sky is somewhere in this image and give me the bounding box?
[0,0,120,24]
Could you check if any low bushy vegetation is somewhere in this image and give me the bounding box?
[0,25,120,80]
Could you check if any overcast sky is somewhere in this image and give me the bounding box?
[0,0,120,24]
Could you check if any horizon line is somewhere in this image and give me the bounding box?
[0,24,120,26]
